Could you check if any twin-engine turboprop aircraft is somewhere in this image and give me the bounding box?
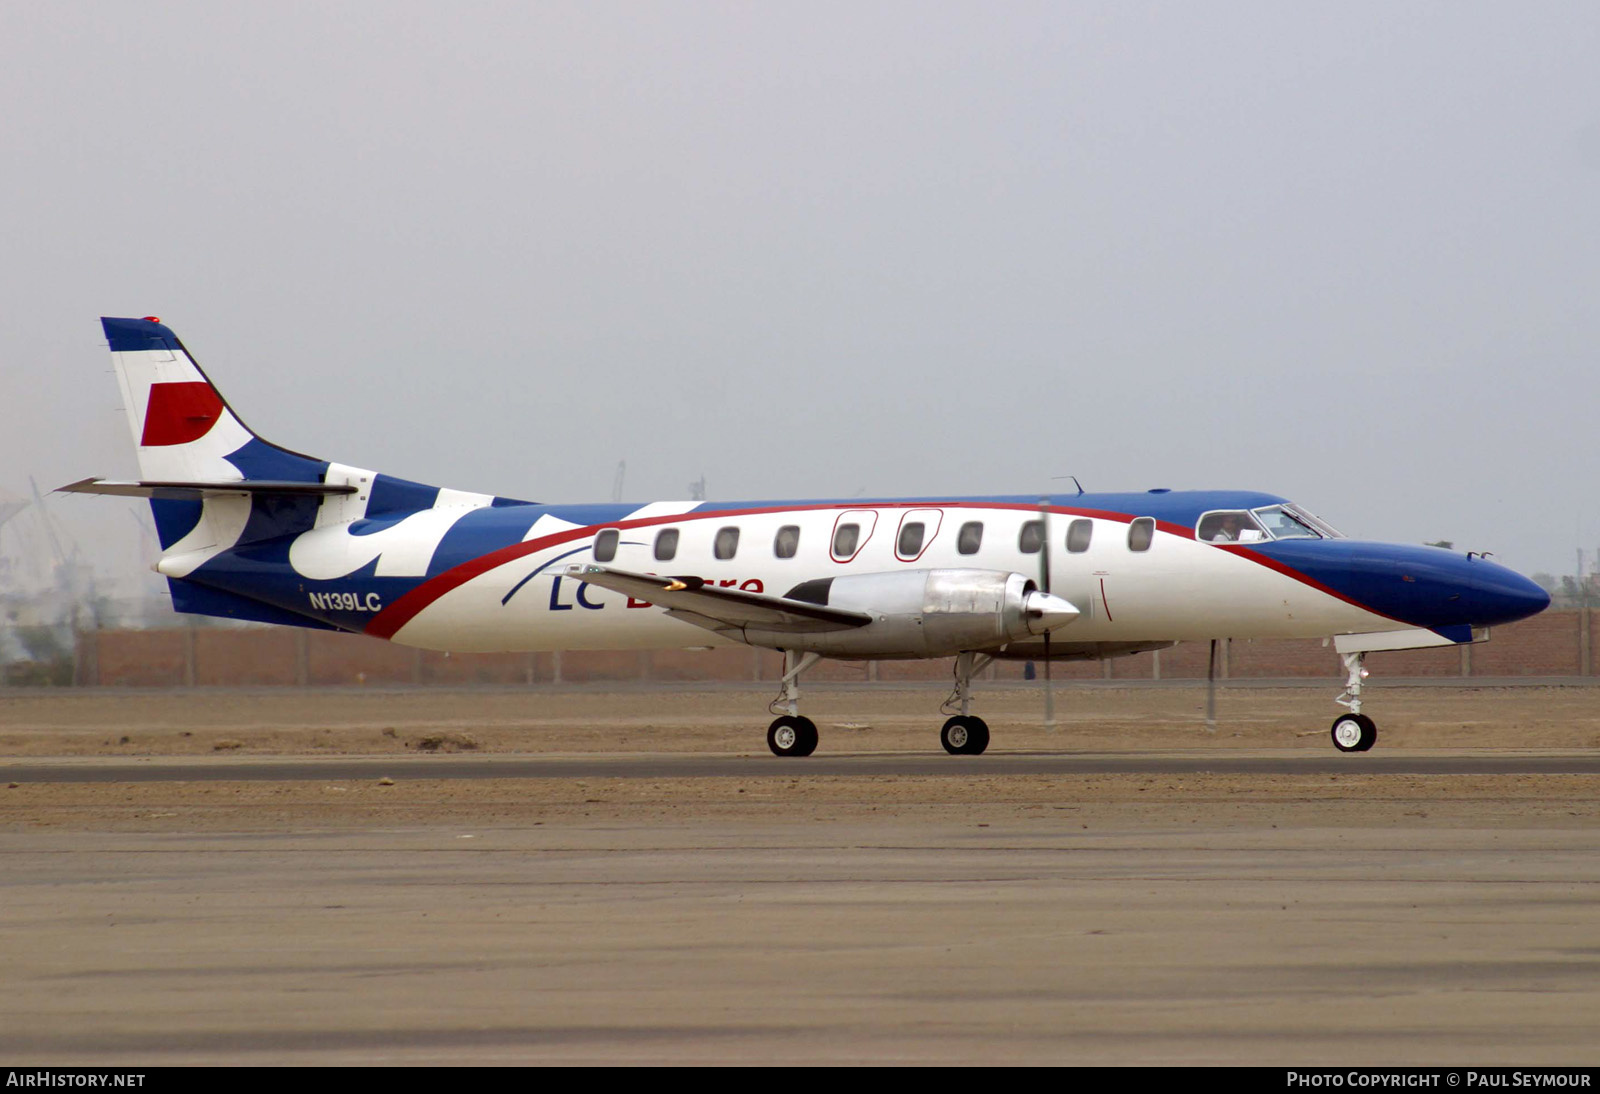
[64,317,1550,756]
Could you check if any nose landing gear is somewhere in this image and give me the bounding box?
[1331,712,1377,752]
[1331,651,1378,752]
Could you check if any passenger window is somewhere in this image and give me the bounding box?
[1067,519,1092,553]
[833,523,859,558]
[593,528,619,563]
[897,521,925,558]
[1128,517,1154,552]
[654,527,678,561]
[957,521,983,555]
[1018,520,1044,554]
[714,526,740,560]
[774,525,800,559]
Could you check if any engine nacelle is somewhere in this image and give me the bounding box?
[745,569,1079,659]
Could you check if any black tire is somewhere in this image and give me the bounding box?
[1331,713,1377,753]
[963,717,990,755]
[940,716,969,754]
[1353,713,1378,752]
[768,715,818,757]
[940,716,990,755]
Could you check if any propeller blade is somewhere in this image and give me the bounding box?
[1039,497,1057,730]
[1205,639,1219,733]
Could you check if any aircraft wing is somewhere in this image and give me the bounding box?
[564,564,872,635]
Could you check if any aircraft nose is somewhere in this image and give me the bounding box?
[1467,558,1551,626]
[1024,590,1080,635]
[1309,543,1551,630]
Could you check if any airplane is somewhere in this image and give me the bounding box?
[61,316,1551,757]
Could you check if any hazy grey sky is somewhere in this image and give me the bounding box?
[3,1,1597,589]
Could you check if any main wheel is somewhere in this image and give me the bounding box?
[940,716,990,755]
[767,715,818,757]
[1331,713,1377,753]
[962,716,990,755]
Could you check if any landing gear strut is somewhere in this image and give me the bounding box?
[766,650,822,757]
[1331,651,1378,752]
[939,652,993,755]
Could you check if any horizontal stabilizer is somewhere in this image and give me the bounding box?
[566,564,872,634]
[57,477,357,500]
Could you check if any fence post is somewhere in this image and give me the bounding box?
[295,630,309,687]
[183,627,196,687]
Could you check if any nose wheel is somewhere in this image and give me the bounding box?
[1331,713,1377,753]
[940,715,990,755]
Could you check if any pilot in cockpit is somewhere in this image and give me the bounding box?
[1199,511,1266,543]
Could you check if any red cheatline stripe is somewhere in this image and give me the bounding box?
[1214,543,1407,625]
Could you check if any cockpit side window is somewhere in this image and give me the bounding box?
[1197,510,1268,544]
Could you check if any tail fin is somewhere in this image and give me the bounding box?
[64,317,344,569]
[100,316,328,488]
[65,317,515,631]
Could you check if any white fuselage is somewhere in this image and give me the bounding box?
[380,502,1392,654]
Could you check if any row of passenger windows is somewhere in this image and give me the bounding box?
[592,516,1158,562]
[1015,517,1153,553]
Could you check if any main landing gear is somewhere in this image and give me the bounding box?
[939,716,989,755]
[1331,651,1378,752]
[766,650,822,757]
[938,652,993,755]
[763,649,997,757]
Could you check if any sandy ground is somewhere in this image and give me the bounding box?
[3,683,1598,830]
[2,684,1598,1065]
[4,681,1599,757]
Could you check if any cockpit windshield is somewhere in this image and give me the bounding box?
[1197,503,1344,544]
[1251,505,1321,540]
[1280,503,1343,538]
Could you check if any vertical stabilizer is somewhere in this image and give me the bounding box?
[100,316,331,561]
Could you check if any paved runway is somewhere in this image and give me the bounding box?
[4,819,1599,1065]
[4,684,1597,1064]
[5,749,1600,783]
